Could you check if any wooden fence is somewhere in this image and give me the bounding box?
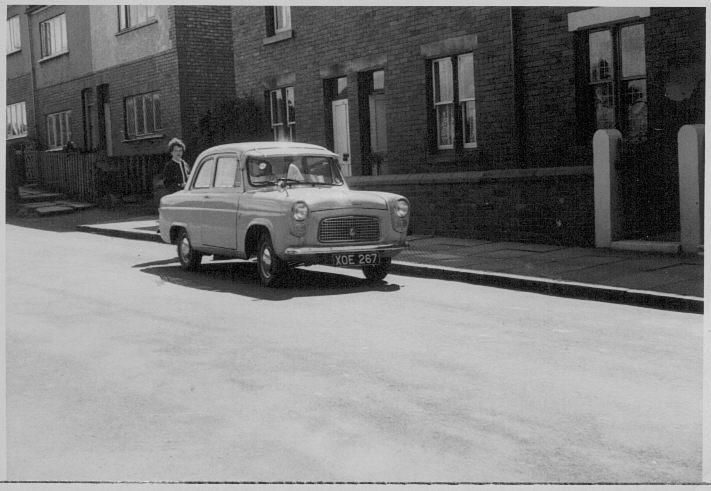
[30,151,165,203]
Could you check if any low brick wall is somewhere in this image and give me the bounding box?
[348,166,595,246]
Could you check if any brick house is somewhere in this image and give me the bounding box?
[229,6,704,245]
[6,6,704,246]
[7,5,235,162]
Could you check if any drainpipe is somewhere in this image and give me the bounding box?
[25,7,40,148]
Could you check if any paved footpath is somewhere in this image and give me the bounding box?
[70,212,703,314]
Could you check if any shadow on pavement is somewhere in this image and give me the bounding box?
[136,259,401,300]
[6,205,157,234]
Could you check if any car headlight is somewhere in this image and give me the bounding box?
[292,201,309,221]
[395,199,409,218]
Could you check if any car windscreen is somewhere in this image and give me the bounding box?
[246,155,344,187]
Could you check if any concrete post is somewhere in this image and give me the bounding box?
[593,129,623,247]
[678,124,704,253]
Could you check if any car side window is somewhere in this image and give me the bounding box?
[193,158,215,189]
[214,156,240,188]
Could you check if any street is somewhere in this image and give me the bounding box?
[5,221,703,482]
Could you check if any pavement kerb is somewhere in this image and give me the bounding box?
[75,223,703,314]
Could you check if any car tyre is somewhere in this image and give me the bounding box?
[177,229,202,270]
[363,257,391,282]
[257,233,284,287]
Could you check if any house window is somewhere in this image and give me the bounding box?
[7,16,21,53]
[266,6,291,36]
[588,23,647,142]
[118,5,156,31]
[431,52,477,150]
[124,92,162,139]
[46,110,71,149]
[269,86,295,141]
[39,14,67,59]
[7,102,27,139]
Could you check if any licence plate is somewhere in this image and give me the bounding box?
[332,252,380,266]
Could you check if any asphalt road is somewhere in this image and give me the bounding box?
[4,221,703,482]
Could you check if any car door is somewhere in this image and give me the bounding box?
[183,156,216,247]
[200,153,241,250]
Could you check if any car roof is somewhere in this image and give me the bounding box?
[194,141,337,161]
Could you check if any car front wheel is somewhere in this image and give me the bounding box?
[257,233,284,287]
[363,257,391,282]
[177,229,202,270]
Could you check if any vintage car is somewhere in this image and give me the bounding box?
[159,142,410,286]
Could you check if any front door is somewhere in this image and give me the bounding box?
[332,99,351,176]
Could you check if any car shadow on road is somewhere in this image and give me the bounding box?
[136,259,401,300]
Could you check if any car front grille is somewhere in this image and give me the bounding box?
[318,216,381,243]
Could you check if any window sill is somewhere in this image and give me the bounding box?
[123,133,164,142]
[7,133,28,140]
[263,29,294,45]
[426,149,479,165]
[7,48,21,56]
[116,19,158,36]
[38,50,69,63]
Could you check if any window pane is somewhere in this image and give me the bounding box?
[47,117,54,147]
[286,86,295,124]
[625,79,647,142]
[594,83,615,129]
[59,15,66,52]
[64,112,71,142]
[119,6,127,29]
[458,53,475,101]
[621,24,646,78]
[275,6,290,30]
[336,77,347,97]
[135,96,145,135]
[270,90,283,124]
[214,157,239,187]
[153,94,162,129]
[126,98,136,138]
[373,70,384,91]
[589,30,613,82]
[433,58,453,103]
[436,104,454,148]
[461,100,476,146]
[144,94,155,133]
[194,159,215,188]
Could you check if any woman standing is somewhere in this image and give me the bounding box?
[163,138,191,193]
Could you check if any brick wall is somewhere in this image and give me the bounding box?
[349,168,595,245]
[174,6,236,162]
[34,50,181,156]
[232,6,518,175]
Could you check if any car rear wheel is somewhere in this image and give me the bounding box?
[363,257,391,282]
[257,233,284,287]
[177,229,202,270]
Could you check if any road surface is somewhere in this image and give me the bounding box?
[4,222,703,482]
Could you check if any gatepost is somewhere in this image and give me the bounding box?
[678,125,704,254]
[593,129,623,248]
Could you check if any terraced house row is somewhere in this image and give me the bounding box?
[6,5,705,246]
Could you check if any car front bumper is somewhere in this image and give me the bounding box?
[283,241,408,263]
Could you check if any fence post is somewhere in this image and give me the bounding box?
[678,124,704,254]
[593,129,623,248]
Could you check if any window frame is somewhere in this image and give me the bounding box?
[39,13,67,60]
[46,110,71,149]
[586,21,648,142]
[124,91,162,140]
[429,51,477,153]
[273,5,291,33]
[7,16,21,54]
[268,86,295,142]
[192,158,216,190]
[117,5,156,32]
[6,101,28,139]
[214,155,241,188]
